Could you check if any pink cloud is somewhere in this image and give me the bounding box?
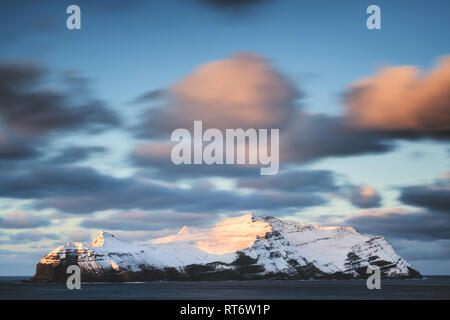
[140,52,298,136]
[345,56,450,134]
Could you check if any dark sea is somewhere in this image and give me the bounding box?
[0,276,449,300]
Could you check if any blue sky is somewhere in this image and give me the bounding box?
[0,0,449,275]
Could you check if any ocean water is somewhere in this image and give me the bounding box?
[0,276,449,300]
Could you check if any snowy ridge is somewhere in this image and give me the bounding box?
[31,214,421,282]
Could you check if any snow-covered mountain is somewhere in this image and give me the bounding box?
[31,214,421,282]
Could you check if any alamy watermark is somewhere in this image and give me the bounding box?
[66,5,81,30]
[66,265,81,290]
[170,121,279,175]
[366,5,381,30]
[65,4,380,31]
[366,265,381,290]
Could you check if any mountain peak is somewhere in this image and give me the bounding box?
[177,226,198,235]
[154,213,272,255]
[91,231,115,247]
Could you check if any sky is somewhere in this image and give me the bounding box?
[0,0,449,275]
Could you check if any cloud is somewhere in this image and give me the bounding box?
[0,132,40,159]
[66,230,93,242]
[237,169,339,192]
[0,61,119,136]
[0,161,325,214]
[137,53,298,137]
[345,56,450,138]
[280,112,394,163]
[131,141,261,179]
[0,164,128,199]
[128,54,450,189]
[131,54,395,177]
[344,208,450,241]
[343,184,381,209]
[399,174,450,212]
[133,89,167,103]
[131,115,394,180]
[0,61,119,165]
[81,211,216,231]
[342,208,450,269]
[59,69,92,95]
[130,114,394,176]
[35,181,326,214]
[8,230,59,243]
[237,170,382,209]
[393,239,450,261]
[132,55,450,176]
[47,145,108,164]
[0,212,51,229]
[0,60,119,167]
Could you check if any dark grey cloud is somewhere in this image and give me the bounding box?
[130,113,394,179]
[281,113,394,163]
[0,164,128,199]
[35,180,326,214]
[7,230,59,244]
[237,170,382,209]
[133,89,167,104]
[393,239,450,262]
[47,145,108,164]
[132,156,262,179]
[0,211,51,229]
[0,60,120,172]
[0,161,325,214]
[345,185,381,209]
[344,209,450,241]
[399,176,450,212]
[0,132,40,159]
[131,140,384,209]
[130,137,269,180]
[81,211,216,231]
[237,170,339,192]
[59,69,92,96]
[0,61,119,137]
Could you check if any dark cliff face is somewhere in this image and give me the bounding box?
[29,215,422,283]
[30,250,422,283]
[31,262,129,283]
